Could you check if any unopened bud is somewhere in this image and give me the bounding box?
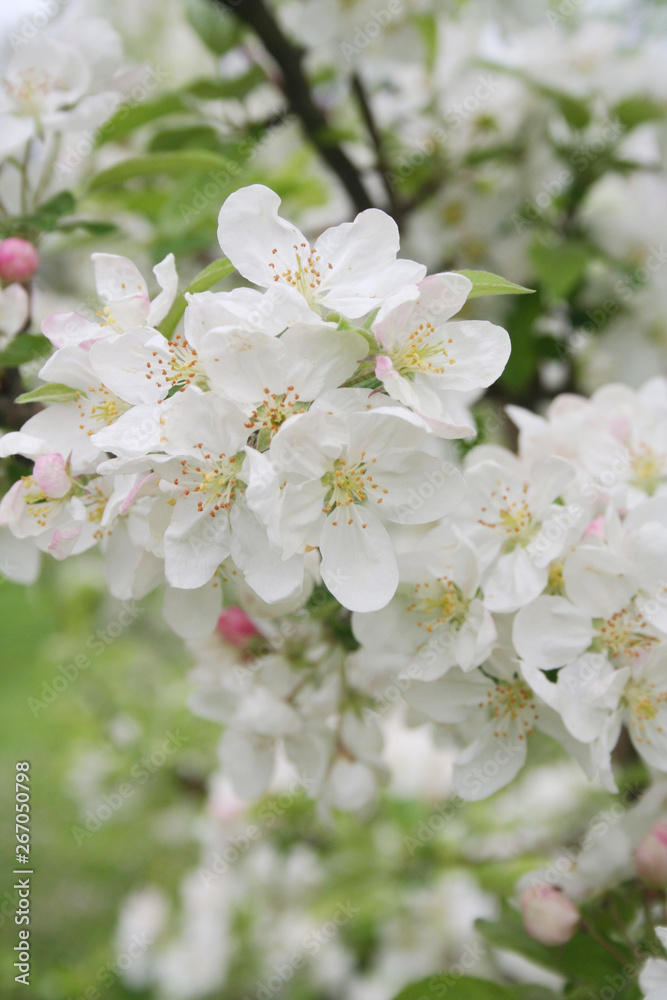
[635,821,667,884]
[217,606,260,648]
[33,454,70,498]
[519,886,579,945]
[0,238,39,283]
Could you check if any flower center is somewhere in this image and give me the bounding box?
[246,386,309,440]
[630,445,665,495]
[546,561,566,595]
[268,244,333,309]
[481,679,539,741]
[479,483,539,550]
[624,680,667,745]
[170,448,243,518]
[21,477,69,527]
[144,333,207,394]
[592,606,658,660]
[5,69,52,112]
[321,454,387,526]
[406,577,470,633]
[77,386,129,433]
[390,322,455,378]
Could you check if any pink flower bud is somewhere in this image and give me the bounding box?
[216,606,260,648]
[635,822,667,884]
[0,238,39,283]
[33,454,70,498]
[519,886,579,946]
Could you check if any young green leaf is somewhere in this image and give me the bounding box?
[16,383,81,404]
[158,258,235,338]
[88,151,237,191]
[458,270,534,298]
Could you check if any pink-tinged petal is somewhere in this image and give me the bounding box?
[41,311,100,349]
[584,514,606,539]
[119,473,155,515]
[33,454,70,498]
[48,523,82,560]
[0,480,24,526]
[375,355,397,379]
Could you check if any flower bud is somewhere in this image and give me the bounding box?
[33,454,70,498]
[635,822,667,884]
[0,238,39,283]
[217,606,260,648]
[519,886,580,946]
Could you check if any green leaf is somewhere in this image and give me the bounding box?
[186,67,266,102]
[529,241,590,300]
[96,93,190,146]
[476,61,591,129]
[55,219,119,236]
[613,96,666,129]
[476,903,631,986]
[158,258,235,338]
[185,0,243,54]
[392,974,550,1000]
[16,383,80,404]
[88,151,237,191]
[38,190,76,218]
[539,86,591,129]
[148,125,223,153]
[0,334,51,369]
[11,190,77,235]
[458,270,534,298]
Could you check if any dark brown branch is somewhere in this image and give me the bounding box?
[0,366,40,429]
[215,0,376,216]
[350,71,402,224]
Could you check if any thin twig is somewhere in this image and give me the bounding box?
[350,71,402,223]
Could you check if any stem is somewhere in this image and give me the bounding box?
[350,71,402,224]
[214,0,376,216]
[32,133,61,209]
[607,897,642,960]
[19,140,33,216]
[581,921,629,967]
[158,258,235,338]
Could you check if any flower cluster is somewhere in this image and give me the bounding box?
[6,184,667,814]
[352,376,667,802]
[0,184,509,629]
